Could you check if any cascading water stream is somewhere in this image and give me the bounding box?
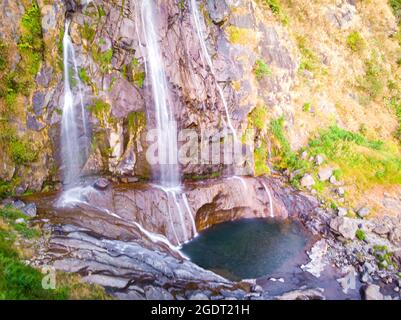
[139,0,196,244]
[56,20,91,209]
[140,0,179,187]
[189,0,237,142]
[60,20,89,187]
[261,181,275,218]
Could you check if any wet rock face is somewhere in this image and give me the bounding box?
[32,176,318,246]
[1,0,302,188]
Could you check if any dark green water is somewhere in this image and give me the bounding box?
[181,218,310,281]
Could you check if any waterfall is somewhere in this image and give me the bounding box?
[61,20,89,186]
[138,0,200,244]
[140,0,179,187]
[189,0,237,141]
[261,181,275,218]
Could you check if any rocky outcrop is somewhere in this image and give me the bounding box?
[29,176,318,246]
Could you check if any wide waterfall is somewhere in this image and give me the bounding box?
[140,0,179,188]
[60,20,89,186]
[189,0,237,141]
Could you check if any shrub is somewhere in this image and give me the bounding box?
[254,59,272,80]
[88,99,111,127]
[9,138,38,165]
[0,40,7,71]
[18,1,43,78]
[78,67,91,85]
[358,54,386,101]
[248,105,269,131]
[260,0,289,25]
[302,102,311,112]
[355,229,366,241]
[347,31,365,52]
[389,0,401,24]
[226,26,259,47]
[127,111,146,138]
[296,35,321,74]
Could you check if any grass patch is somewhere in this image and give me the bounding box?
[248,104,269,131]
[305,126,401,189]
[268,120,401,195]
[88,99,111,127]
[92,46,113,73]
[355,229,366,241]
[254,144,270,176]
[357,54,386,101]
[127,111,146,138]
[79,22,96,44]
[0,206,110,300]
[373,245,395,270]
[347,31,365,52]
[78,67,91,85]
[18,1,43,78]
[390,0,401,24]
[258,0,289,25]
[226,26,259,48]
[253,59,272,80]
[296,35,324,76]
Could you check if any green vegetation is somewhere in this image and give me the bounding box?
[296,35,323,75]
[389,0,401,24]
[302,102,311,112]
[0,206,109,300]
[79,22,96,44]
[254,145,270,176]
[248,104,268,131]
[226,26,258,47]
[270,117,302,172]
[266,118,401,195]
[259,0,289,25]
[390,96,401,143]
[92,46,113,73]
[0,41,7,71]
[0,2,42,176]
[18,1,43,78]
[0,125,38,165]
[78,67,91,85]
[373,245,395,270]
[355,229,366,241]
[347,31,365,52]
[127,111,146,138]
[253,59,272,80]
[357,54,386,101]
[88,99,111,127]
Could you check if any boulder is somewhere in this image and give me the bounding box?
[207,0,230,24]
[301,174,315,188]
[357,207,370,218]
[315,155,324,165]
[337,207,347,217]
[189,292,210,300]
[330,217,358,240]
[337,267,356,294]
[93,178,110,190]
[276,288,325,300]
[363,284,384,300]
[22,203,37,217]
[318,168,333,181]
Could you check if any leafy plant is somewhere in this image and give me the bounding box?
[347,31,365,52]
[248,105,268,131]
[355,229,366,241]
[254,59,272,80]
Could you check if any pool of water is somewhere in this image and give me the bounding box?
[181,218,311,281]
